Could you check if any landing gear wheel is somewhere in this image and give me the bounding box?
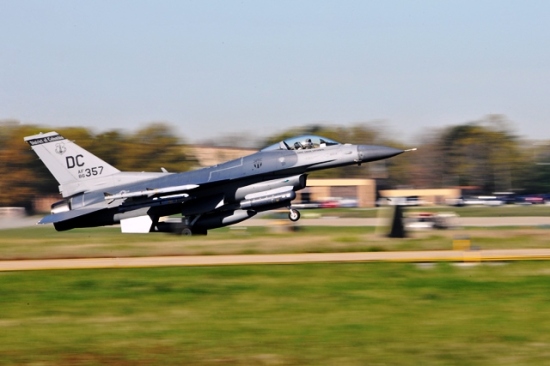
[177,226,207,236]
[181,227,193,236]
[289,208,301,222]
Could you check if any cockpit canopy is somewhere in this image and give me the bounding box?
[261,135,340,151]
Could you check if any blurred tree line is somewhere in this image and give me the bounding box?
[1,115,550,210]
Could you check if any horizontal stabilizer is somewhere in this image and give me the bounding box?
[104,184,199,200]
[38,207,105,224]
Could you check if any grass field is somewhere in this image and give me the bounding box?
[1,262,550,365]
[1,211,550,365]
[1,224,550,260]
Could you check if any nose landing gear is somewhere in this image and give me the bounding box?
[288,208,301,222]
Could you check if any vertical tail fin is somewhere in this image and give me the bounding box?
[24,131,120,188]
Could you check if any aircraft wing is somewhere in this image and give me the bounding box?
[41,183,212,225]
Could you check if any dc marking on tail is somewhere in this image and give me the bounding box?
[66,155,85,168]
[64,154,106,178]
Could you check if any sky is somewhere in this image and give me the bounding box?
[1,0,550,143]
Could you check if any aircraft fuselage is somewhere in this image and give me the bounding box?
[25,131,404,234]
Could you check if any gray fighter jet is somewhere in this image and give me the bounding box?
[25,131,405,235]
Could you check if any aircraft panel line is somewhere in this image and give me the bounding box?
[208,157,244,181]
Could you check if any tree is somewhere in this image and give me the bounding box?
[519,141,550,193]
[121,123,196,173]
[0,122,58,210]
[432,116,523,193]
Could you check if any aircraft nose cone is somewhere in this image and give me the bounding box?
[357,145,404,163]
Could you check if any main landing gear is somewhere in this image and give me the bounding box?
[154,216,208,236]
[288,208,301,222]
[178,215,207,236]
[180,226,207,236]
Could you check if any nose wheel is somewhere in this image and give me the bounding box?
[288,208,301,222]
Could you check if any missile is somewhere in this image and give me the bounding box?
[104,184,199,201]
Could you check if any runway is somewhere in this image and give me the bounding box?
[2,249,550,272]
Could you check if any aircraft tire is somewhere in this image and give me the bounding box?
[289,209,301,222]
[181,227,193,236]
[179,226,208,236]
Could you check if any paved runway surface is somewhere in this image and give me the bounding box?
[2,249,550,272]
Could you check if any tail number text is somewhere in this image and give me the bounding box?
[78,166,104,178]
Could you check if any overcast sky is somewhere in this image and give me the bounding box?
[1,0,549,143]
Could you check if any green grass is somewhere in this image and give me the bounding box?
[1,262,550,365]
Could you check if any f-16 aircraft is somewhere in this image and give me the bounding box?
[25,131,405,235]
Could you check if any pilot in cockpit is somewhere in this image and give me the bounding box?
[293,138,313,150]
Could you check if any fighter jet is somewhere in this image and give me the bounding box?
[25,132,405,235]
